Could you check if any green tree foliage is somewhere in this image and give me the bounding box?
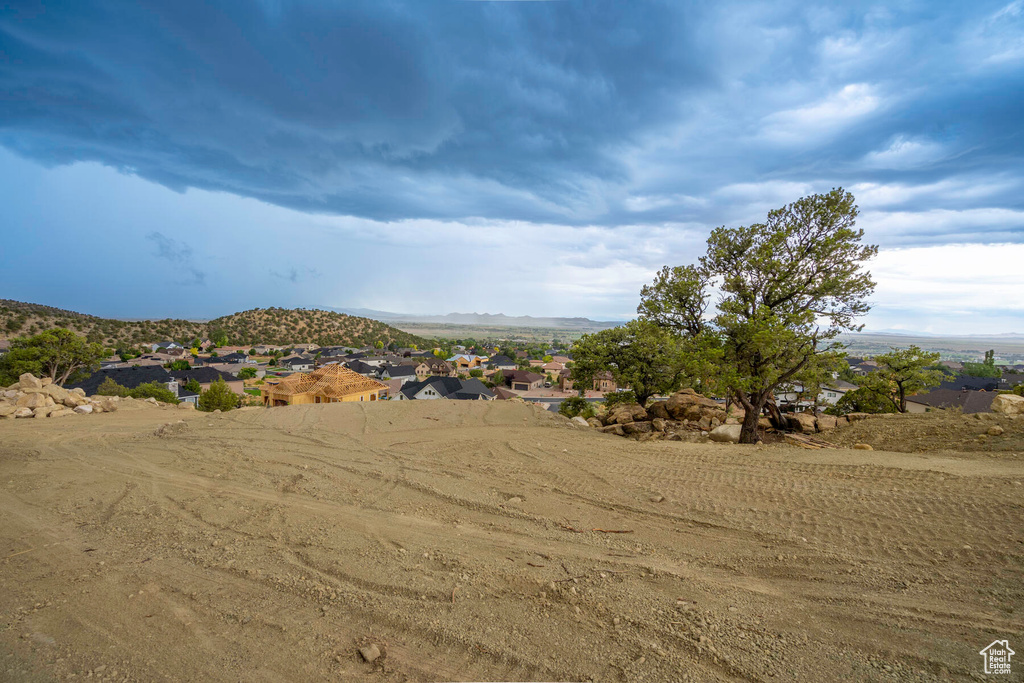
[237,366,257,380]
[198,378,240,412]
[491,369,505,387]
[639,189,877,442]
[963,349,1001,378]
[129,381,179,403]
[97,377,130,397]
[570,320,685,406]
[825,387,897,415]
[558,396,595,419]
[602,390,637,409]
[1012,384,1024,397]
[0,328,106,386]
[165,360,191,371]
[184,378,202,394]
[856,346,948,413]
[469,368,484,378]
[117,347,143,362]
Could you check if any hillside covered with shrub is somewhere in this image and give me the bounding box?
[0,300,429,349]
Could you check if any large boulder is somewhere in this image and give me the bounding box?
[665,389,726,422]
[586,417,603,429]
[571,416,589,427]
[19,373,43,390]
[646,401,671,420]
[787,412,818,434]
[0,403,17,417]
[816,414,838,431]
[17,392,53,410]
[709,424,742,443]
[74,404,94,415]
[622,421,653,435]
[63,393,87,408]
[992,394,1024,416]
[14,407,33,418]
[651,418,667,432]
[599,424,626,437]
[607,403,648,425]
[43,384,70,404]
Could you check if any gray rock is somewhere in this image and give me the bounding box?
[709,424,742,443]
[359,643,381,663]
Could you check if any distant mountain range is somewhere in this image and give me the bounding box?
[328,307,624,331]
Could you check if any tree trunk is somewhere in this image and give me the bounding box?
[735,390,767,444]
[764,397,787,430]
[740,401,763,444]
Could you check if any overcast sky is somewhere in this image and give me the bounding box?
[1,1,1022,333]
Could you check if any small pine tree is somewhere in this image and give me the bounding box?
[129,381,180,403]
[97,376,130,397]
[198,378,240,412]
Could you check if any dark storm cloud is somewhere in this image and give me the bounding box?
[1,0,1022,242]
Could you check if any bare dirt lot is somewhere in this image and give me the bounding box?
[2,401,1022,682]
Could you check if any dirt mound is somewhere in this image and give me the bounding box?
[1,401,1021,681]
[830,411,1024,456]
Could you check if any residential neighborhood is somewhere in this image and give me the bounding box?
[3,318,1024,419]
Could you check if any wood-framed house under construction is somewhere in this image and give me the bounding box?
[260,365,387,406]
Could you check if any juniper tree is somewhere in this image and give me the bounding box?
[639,189,877,443]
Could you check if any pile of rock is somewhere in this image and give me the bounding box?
[581,389,738,442]
[580,388,858,443]
[0,372,185,420]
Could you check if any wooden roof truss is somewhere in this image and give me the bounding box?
[266,365,386,398]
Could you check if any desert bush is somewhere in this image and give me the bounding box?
[97,376,130,397]
[129,381,179,404]
[559,396,595,419]
[602,390,637,409]
[199,378,240,412]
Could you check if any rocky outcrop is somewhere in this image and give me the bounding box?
[574,387,864,443]
[0,374,167,420]
[606,403,648,425]
[665,389,726,423]
[787,412,818,434]
[585,389,733,442]
[646,401,671,420]
[992,394,1024,416]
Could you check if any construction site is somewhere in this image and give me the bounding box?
[1,399,1021,681]
[260,365,388,406]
